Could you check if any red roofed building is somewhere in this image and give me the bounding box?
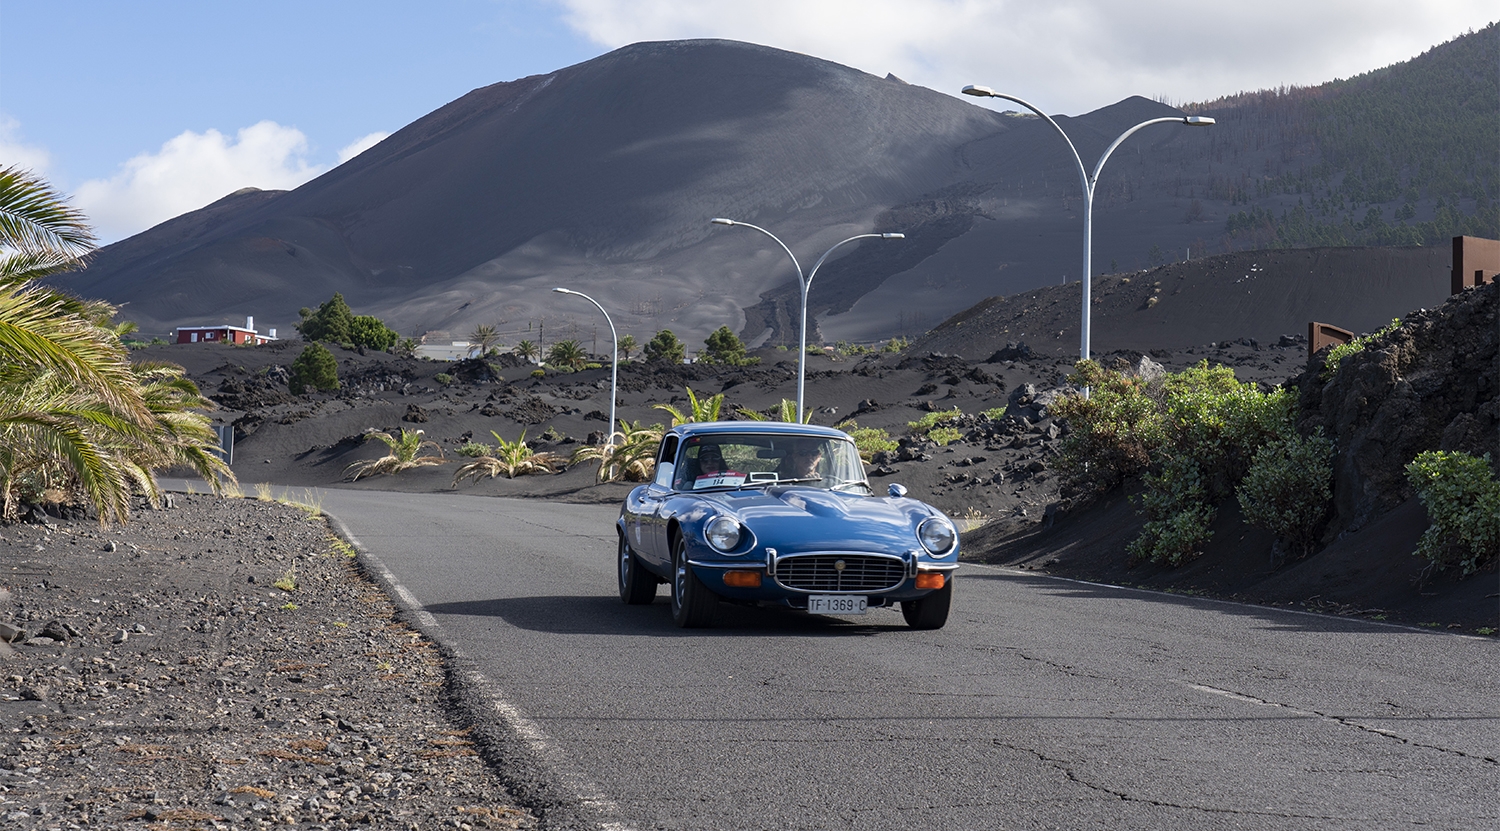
[175,316,278,345]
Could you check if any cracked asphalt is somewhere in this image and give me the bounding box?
[319,489,1498,831]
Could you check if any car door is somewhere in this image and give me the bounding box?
[632,434,678,571]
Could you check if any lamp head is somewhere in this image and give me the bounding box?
[710,217,736,226]
[1183,116,1215,126]
[552,287,576,295]
[961,85,997,97]
[881,233,905,239]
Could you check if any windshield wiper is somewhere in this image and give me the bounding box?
[829,479,871,493]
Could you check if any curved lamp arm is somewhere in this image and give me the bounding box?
[710,219,904,418]
[552,287,619,446]
[710,218,803,285]
[962,86,1089,195]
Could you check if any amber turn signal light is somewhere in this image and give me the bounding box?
[915,572,945,590]
[723,570,762,588]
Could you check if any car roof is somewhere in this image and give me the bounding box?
[666,421,849,440]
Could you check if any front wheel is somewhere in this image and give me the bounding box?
[671,537,718,628]
[901,577,952,630]
[618,535,657,605]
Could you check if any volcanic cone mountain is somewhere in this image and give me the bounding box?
[54,28,1496,350]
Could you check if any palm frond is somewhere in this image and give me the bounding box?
[0,166,97,259]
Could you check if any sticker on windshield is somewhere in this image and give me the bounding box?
[695,472,746,489]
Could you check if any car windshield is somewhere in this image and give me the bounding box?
[674,434,869,493]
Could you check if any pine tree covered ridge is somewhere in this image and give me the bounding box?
[1188,23,1498,249]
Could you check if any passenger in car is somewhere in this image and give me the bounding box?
[778,440,824,480]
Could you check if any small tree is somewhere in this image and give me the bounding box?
[349,315,399,351]
[617,334,638,361]
[702,326,757,366]
[289,343,339,393]
[644,329,685,364]
[297,293,355,343]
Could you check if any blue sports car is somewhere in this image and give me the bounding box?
[616,422,959,628]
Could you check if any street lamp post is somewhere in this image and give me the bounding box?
[960,86,1213,363]
[710,218,903,419]
[552,288,618,445]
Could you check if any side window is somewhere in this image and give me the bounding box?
[653,436,679,488]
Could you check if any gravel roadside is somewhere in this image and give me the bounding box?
[0,493,533,830]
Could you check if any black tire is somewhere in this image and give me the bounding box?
[671,536,718,628]
[618,535,657,605]
[901,577,953,630]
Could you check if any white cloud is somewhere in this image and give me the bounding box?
[75,121,324,242]
[337,131,390,164]
[556,0,1498,114]
[0,116,53,175]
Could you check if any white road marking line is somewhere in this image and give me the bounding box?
[328,512,637,831]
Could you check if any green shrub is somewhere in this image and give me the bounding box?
[456,441,492,458]
[836,420,897,460]
[349,314,399,350]
[1405,451,1500,575]
[1237,432,1334,556]
[1056,359,1301,566]
[982,406,1007,420]
[530,368,545,379]
[882,337,909,353]
[1322,318,1400,379]
[1129,458,1214,565]
[907,407,963,436]
[928,426,963,446]
[1053,360,1167,492]
[289,343,339,393]
[434,373,453,386]
[1161,362,1296,497]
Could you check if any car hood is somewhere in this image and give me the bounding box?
[695,486,939,554]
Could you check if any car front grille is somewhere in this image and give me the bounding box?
[774,553,907,593]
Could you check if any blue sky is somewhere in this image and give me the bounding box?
[3,0,1494,243]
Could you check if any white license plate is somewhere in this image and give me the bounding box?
[806,595,867,615]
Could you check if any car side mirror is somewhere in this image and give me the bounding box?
[887,483,907,498]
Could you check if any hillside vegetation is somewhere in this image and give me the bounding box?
[1199,22,1499,248]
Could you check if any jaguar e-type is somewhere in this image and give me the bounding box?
[616,422,959,628]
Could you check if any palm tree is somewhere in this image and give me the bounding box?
[653,386,724,426]
[468,324,500,356]
[512,339,539,364]
[739,398,814,424]
[344,429,446,481]
[547,339,587,370]
[0,166,233,522]
[0,165,96,284]
[571,420,663,482]
[617,334,638,362]
[452,430,563,484]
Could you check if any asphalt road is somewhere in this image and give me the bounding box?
[305,488,1498,831]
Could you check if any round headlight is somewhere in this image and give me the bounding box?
[917,517,957,555]
[706,516,742,552]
